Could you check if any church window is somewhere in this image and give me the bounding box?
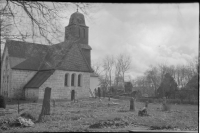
[78,74,82,87]
[65,73,69,86]
[6,57,8,69]
[71,73,75,86]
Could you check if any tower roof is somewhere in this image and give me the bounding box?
[69,11,86,26]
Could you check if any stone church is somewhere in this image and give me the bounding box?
[1,11,95,100]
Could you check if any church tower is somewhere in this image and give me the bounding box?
[64,10,91,66]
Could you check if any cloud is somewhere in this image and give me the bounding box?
[89,4,198,79]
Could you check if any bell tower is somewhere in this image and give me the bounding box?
[64,10,91,66]
[64,10,88,45]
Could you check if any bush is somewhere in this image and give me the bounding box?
[162,102,171,111]
[20,112,37,122]
[137,97,198,105]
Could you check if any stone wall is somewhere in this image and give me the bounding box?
[11,70,37,99]
[38,70,90,100]
[25,88,39,100]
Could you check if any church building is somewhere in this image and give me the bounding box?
[1,11,95,100]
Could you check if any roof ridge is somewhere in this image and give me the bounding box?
[6,39,48,46]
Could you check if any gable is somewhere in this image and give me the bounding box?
[57,43,92,72]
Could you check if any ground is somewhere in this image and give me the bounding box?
[0,97,198,132]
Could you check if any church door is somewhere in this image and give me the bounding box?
[71,90,75,101]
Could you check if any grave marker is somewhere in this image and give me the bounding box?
[38,87,51,122]
[130,98,135,111]
[98,87,101,98]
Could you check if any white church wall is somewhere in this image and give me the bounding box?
[38,70,90,100]
[90,77,100,97]
[25,88,39,100]
[11,70,37,99]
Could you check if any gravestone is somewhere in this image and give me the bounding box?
[0,95,6,109]
[71,90,75,101]
[38,87,51,122]
[130,98,135,111]
[98,87,101,98]
[94,88,97,98]
[145,101,149,108]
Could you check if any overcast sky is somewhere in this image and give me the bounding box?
[84,3,199,79]
[1,3,199,80]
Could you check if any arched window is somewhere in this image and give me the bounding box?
[65,73,69,86]
[71,73,75,86]
[78,74,82,87]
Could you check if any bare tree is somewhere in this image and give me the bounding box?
[114,58,121,86]
[145,66,160,96]
[102,55,115,88]
[1,1,93,44]
[91,61,103,76]
[116,54,131,84]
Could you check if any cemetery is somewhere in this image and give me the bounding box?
[0,90,198,132]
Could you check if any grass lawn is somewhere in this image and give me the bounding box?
[0,97,198,132]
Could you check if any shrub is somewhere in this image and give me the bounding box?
[162,102,171,111]
[20,112,37,122]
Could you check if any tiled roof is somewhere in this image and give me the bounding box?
[6,40,48,58]
[6,40,93,72]
[6,40,48,70]
[13,56,44,70]
[56,43,93,72]
[24,70,55,88]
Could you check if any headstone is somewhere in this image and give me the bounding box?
[38,87,51,122]
[52,99,55,107]
[130,98,135,111]
[94,88,97,98]
[98,87,101,98]
[71,90,75,102]
[145,101,148,108]
[0,95,6,109]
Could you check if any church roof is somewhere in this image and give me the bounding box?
[5,40,93,72]
[24,70,55,88]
